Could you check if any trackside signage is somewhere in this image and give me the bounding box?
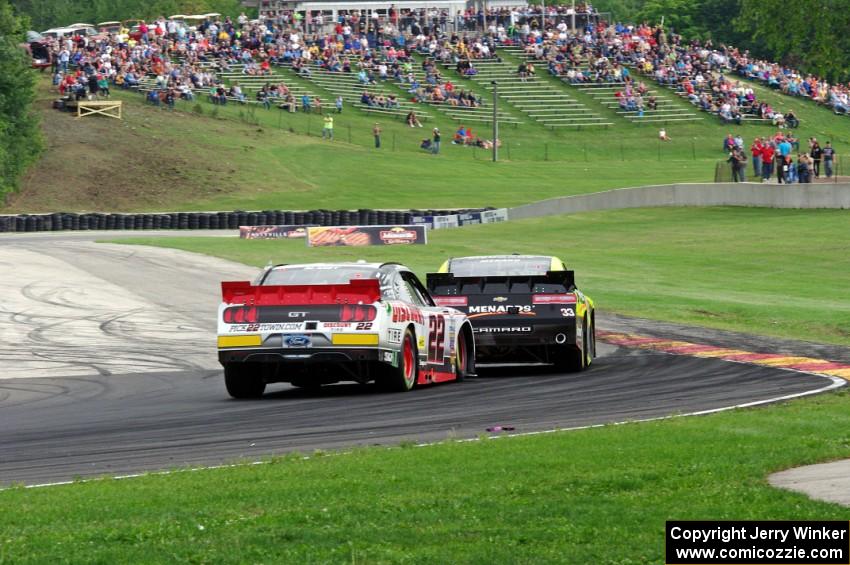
[412,208,509,229]
[666,521,850,565]
[306,225,427,247]
[239,225,315,239]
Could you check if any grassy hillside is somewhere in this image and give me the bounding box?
[114,206,850,346]
[7,66,850,214]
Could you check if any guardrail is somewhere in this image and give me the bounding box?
[508,183,850,220]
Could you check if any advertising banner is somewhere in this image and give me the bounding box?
[411,214,460,229]
[306,225,428,247]
[410,216,433,228]
[457,212,483,226]
[433,215,459,229]
[481,209,509,224]
[239,225,313,239]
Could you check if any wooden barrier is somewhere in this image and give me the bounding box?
[76,100,122,120]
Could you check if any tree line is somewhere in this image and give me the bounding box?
[1,0,41,200]
[582,0,850,83]
[11,0,250,32]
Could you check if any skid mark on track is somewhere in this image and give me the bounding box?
[0,246,219,379]
[599,331,850,380]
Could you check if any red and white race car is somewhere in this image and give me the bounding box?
[218,262,475,398]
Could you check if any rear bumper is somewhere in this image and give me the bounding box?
[472,320,578,348]
[219,347,386,365]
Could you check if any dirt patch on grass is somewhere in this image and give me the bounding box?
[3,85,282,213]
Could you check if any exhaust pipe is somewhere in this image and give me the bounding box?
[554,333,567,344]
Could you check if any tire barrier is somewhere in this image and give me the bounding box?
[0,208,494,233]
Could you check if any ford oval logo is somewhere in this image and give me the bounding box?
[284,335,311,348]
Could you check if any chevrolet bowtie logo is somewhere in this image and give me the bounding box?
[493,296,508,302]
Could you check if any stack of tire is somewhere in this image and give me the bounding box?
[0,208,495,233]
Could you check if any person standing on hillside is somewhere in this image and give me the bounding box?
[733,134,744,151]
[776,136,792,183]
[760,142,775,182]
[373,123,382,148]
[810,139,823,178]
[431,128,441,154]
[750,137,763,179]
[323,115,334,140]
[822,141,835,178]
[797,153,812,183]
[728,147,747,182]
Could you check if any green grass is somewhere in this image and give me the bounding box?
[113,206,850,346]
[8,64,850,565]
[9,65,850,214]
[3,390,849,563]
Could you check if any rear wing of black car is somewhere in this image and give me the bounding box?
[426,270,576,297]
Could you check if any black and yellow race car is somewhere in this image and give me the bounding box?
[426,255,595,371]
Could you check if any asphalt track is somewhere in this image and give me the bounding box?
[0,232,841,486]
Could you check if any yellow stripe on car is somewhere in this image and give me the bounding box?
[218,335,263,348]
[332,333,380,346]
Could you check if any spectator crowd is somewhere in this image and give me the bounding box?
[39,2,844,170]
[724,132,835,183]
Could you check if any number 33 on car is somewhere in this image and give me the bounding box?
[217,262,476,398]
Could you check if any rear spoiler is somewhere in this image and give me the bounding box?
[426,270,575,293]
[222,278,381,305]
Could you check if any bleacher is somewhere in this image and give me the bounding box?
[575,83,703,123]
[216,66,327,108]
[405,55,522,126]
[620,63,778,126]
[290,65,432,121]
[443,56,612,129]
[500,46,703,125]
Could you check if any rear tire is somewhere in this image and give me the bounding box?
[455,328,471,381]
[224,363,266,399]
[381,329,418,392]
[588,313,596,364]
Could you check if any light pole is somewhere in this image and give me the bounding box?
[571,0,576,33]
[541,0,545,31]
[491,80,498,162]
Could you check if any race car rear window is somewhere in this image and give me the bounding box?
[449,257,552,277]
[262,266,379,286]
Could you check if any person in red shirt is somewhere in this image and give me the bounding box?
[760,142,775,182]
[750,137,764,179]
